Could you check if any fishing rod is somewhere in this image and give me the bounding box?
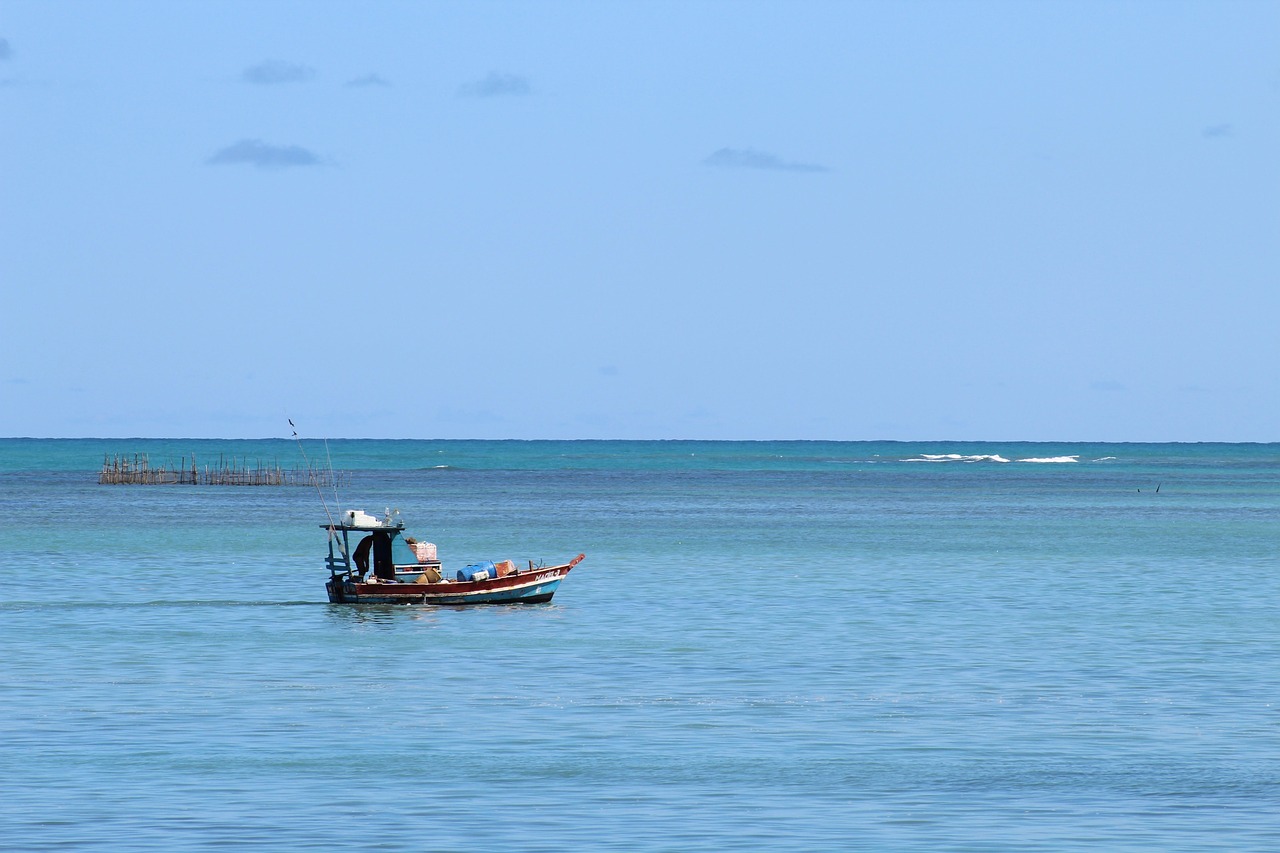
[323,436,342,520]
[289,419,341,537]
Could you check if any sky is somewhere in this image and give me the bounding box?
[1,0,1277,441]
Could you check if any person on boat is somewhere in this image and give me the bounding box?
[370,531,395,581]
[352,531,396,581]
[353,534,374,577]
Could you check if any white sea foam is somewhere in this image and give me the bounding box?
[904,454,1011,463]
[1016,456,1080,464]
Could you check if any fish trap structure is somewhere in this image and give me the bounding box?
[99,453,348,487]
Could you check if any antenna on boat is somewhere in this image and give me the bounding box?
[290,419,339,532]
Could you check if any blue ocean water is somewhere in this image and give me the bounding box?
[1,439,1278,851]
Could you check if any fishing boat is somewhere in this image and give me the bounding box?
[322,508,584,605]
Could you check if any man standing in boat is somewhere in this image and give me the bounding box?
[353,531,395,581]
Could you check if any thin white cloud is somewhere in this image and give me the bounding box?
[243,60,315,85]
[458,72,531,98]
[345,73,391,88]
[206,139,321,169]
[703,147,829,173]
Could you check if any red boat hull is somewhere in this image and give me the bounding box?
[327,555,584,605]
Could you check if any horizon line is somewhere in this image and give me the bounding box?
[2,436,1276,445]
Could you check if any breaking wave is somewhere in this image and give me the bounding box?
[904,454,1011,463]
[902,453,1084,465]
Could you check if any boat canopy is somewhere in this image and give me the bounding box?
[322,509,420,579]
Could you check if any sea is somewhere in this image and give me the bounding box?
[1,438,1278,851]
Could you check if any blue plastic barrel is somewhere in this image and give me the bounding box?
[456,561,496,582]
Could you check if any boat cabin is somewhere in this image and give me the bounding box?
[323,509,443,584]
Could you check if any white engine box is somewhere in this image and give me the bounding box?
[344,509,381,528]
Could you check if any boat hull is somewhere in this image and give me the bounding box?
[326,560,577,605]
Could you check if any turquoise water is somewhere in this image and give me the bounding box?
[1,440,1278,850]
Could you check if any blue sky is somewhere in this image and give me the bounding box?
[2,1,1277,440]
